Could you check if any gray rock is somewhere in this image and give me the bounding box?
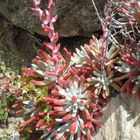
[0,0,104,37]
[0,0,104,67]
[0,13,91,67]
[0,0,105,67]
[54,0,104,37]
[0,13,38,67]
[94,94,140,140]
[0,117,22,140]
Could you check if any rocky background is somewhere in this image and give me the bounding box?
[0,0,140,140]
[0,0,104,67]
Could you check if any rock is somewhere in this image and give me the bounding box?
[54,0,104,37]
[0,13,92,67]
[94,94,140,140]
[0,117,22,140]
[0,0,105,67]
[0,13,38,67]
[0,0,104,37]
[0,0,104,67]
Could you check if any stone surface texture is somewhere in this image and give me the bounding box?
[0,0,104,37]
[0,0,105,67]
[94,94,140,140]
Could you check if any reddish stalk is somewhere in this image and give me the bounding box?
[32,0,61,84]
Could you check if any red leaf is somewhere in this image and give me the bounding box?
[54,44,60,53]
[20,116,36,127]
[12,102,23,109]
[31,80,46,86]
[43,42,53,50]
[38,112,46,116]
[41,97,53,102]
[62,114,72,122]
[48,0,54,11]
[16,110,24,116]
[53,99,64,106]
[32,58,38,64]
[52,15,58,23]
[38,49,50,60]
[22,68,36,77]
[36,119,43,128]
[51,89,60,96]
[120,81,129,93]
[51,33,59,43]
[93,111,102,116]
[46,71,57,76]
[126,82,133,97]
[36,56,41,60]
[40,125,47,130]
[70,121,77,135]
[33,0,40,6]
[63,47,71,66]
[53,106,64,112]
[44,26,53,34]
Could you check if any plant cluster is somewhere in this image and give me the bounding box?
[0,62,20,122]
[1,0,140,139]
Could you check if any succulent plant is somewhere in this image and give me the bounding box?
[22,48,71,88]
[40,76,103,140]
[111,0,140,45]
[70,45,89,68]
[115,48,140,99]
[10,0,140,139]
